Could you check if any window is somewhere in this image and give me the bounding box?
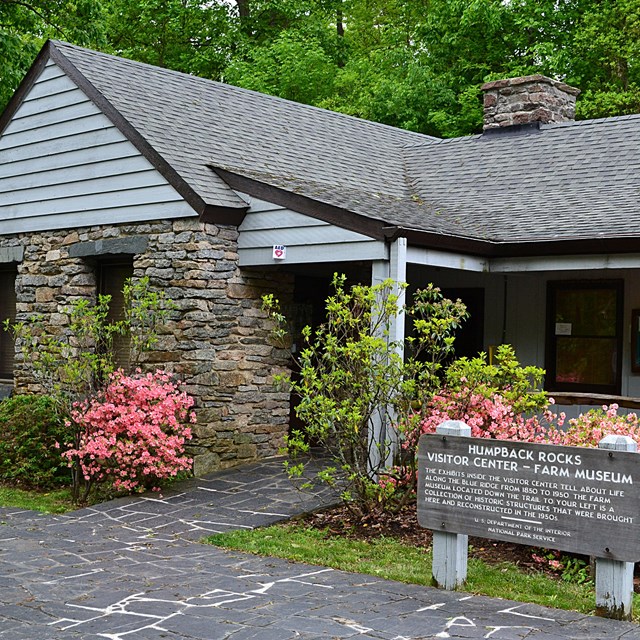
[0,266,17,379]
[441,287,485,359]
[98,259,133,371]
[546,280,623,394]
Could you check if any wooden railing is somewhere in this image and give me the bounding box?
[548,392,640,410]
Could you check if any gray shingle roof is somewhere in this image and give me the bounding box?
[44,42,640,250]
[403,116,640,243]
[51,41,430,211]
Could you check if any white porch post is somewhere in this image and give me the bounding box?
[369,238,407,473]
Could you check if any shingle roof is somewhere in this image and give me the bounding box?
[403,116,640,243]
[21,41,640,252]
[50,41,431,213]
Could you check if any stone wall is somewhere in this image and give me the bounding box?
[5,218,294,475]
[481,75,580,131]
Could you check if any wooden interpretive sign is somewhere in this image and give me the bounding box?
[417,434,640,562]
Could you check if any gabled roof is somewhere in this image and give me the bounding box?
[44,41,438,237]
[3,40,640,257]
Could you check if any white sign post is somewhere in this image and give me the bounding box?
[596,434,637,620]
[431,420,470,589]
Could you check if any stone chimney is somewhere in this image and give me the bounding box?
[481,75,580,131]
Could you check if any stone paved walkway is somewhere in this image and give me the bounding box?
[0,458,639,639]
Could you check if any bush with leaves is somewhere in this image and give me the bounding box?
[263,274,468,515]
[545,403,640,448]
[6,276,176,405]
[6,276,182,500]
[444,344,547,414]
[0,395,72,488]
[63,370,195,503]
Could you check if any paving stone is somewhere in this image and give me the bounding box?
[0,459,638,639]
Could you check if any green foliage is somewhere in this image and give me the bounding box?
[0,0,105,111]
[6,294,119,402]
[445,344,547,414]
[562,556,593,585]
[225,30,337,104]
[123,277,178,366]
[5,0,640,136]
[263,274,467,514]
[7,276,174,406]
[6,276,176,500]
[0,395,72,489]
[104,0,233,78]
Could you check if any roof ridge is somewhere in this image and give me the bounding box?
[541,112,640,129]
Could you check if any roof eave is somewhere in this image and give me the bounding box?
[212,167,388,241]
[389,227,640,259]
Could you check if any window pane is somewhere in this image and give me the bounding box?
[0,268,16,378]
[555,337,617,386]
[555,289,617,337]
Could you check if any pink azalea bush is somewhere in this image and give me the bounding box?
[63,369,195,499]
[409,391,640,450]
[390,391,640,504]
[403,386,559,450]
[545,403,640,448]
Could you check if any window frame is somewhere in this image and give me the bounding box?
[545,279,624,395]
[97,257,134,372]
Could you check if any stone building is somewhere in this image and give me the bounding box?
[3,41,640,473]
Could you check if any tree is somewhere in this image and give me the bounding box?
[6,0,640,138]
[570,0,640,118]
[263,275,468,515]
[104,0,234,79]
[0,0,104,111]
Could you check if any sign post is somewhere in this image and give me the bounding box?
[596,434,637,620]
[431,420,470,589]
[418,428,640,619]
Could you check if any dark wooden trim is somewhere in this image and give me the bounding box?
[493,237,640,258]
[213,168,389,241]
[200,203,247,226]
[397,228,640,259]
[390,227,499,257]
[549,392,640,411]
[0,43,51,137]
[47,41,247,225]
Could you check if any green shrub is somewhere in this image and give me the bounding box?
[0,395,71,489]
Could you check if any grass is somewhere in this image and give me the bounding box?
[0,485,75,514]
[208,523,640,617]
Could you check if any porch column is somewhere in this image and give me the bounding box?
[369,237,407,472]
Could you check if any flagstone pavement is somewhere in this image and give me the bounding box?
[0,457,639,639]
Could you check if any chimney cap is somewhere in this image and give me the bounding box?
[481,74,580,131]
[481,74,580,97]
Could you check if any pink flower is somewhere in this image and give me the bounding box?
[63,370,195,494]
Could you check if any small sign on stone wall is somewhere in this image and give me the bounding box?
[418,435,640,561]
